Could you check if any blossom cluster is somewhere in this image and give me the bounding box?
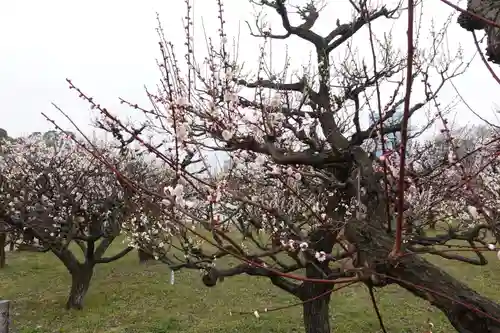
[0,134,130,244]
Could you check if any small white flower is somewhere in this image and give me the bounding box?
[177,124,189,140]
[225,69,233,81]
[175,196,185,206]
[172,184,184,197]
[299,242,308,251]
[221,130,233,141]
[294,172,302,181]
[286,167,294,176]
[467,206,479,220]
[288,239,296,250]
[253,310,260,319]
[224,91,237,102]
[315,251,327,262]
[255,155,266,165]
[488,243,496,251]
[447,150,456,164]
[176,96,189,106]
[270,93,281,108]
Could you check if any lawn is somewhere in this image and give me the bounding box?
[2,241,500,333]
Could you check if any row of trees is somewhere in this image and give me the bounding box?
[3,123,497,319]
[2,0,500,332]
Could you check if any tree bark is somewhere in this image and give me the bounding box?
[301,283,332,333]
[66,264,94,310]
[54,248,95,310]
[138,248,155,263]
[345,220,500,333]
[299,229,335,333]
[391,255,500,333]
[0,300,9,333]
[0,233,6,268]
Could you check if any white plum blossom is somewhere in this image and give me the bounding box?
[176,124,189,140]
[221,130,233,141]
[315,251,327,262]
[172,184,184,197]
[175,96,189,106]
[255,155,266,165]
[223,91,238,103]
[270,93,281,108]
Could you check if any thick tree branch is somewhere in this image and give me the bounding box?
[202,263,302,296]
[224,136,347,166]
[326,7,397,52]
[95,246,134,264]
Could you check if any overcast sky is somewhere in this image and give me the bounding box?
[1,0,499,140]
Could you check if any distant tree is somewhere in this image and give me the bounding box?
[0,128,10,267]
[0,128,7,140]
[0,134,136,309]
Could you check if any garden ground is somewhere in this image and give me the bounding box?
[2,240,500,333]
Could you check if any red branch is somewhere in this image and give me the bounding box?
[393,0,415,256]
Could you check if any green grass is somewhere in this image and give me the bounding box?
[2,241,500,333]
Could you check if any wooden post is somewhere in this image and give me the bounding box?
[0,300,9,333]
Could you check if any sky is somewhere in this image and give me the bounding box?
[1,0,499,141]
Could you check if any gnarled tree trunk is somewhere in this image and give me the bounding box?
[392,255,500,333]
[345,219,500,333]
[298,226,338,333]
[66,263,94,310]
[300,265,333,333]
[54,248,95,310]
[457,0,500,64]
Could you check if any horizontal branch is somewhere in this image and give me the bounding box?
[95,246,134,264]
[203,263,302,296]
[326,7,396,52]
[350,102,425,145]
[224,136,347,167]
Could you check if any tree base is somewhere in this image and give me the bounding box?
[65,265,93,310]
[138,249,155,263]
